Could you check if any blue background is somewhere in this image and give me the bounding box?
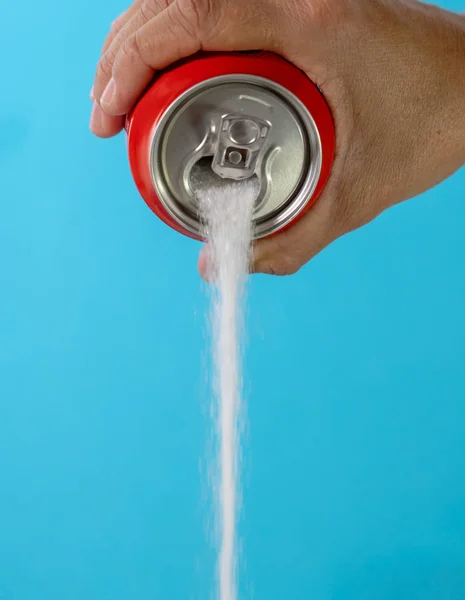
[1,0,464,598]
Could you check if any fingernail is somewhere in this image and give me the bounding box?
[89,102,103,132]
[101,78,116,109]
[90,85,95,101]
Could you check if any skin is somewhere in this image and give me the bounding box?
[89,0,465,278]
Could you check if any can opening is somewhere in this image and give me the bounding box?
[189,156,260,197]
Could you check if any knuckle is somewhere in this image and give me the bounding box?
[261,256,301,277]
[255,233,304,276]
[175,0,213,35]
[101,33,116,56]
[140,1,157,22]
[146,0,171,13]
[297,0,349,28]
[97,49,116,78]
[278,257,301,276]
[120,33,144,62]
[110,19,121,35]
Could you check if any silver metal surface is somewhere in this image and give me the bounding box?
[211,114,271,180]
[150,75,322,239]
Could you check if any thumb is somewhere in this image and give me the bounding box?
[251,200,337,275]
[198,244,213,282]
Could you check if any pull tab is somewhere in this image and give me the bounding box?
[211,114,271,180]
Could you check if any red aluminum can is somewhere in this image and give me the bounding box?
[126,52,335,240]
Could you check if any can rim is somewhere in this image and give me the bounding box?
[150,75,322,240]
[126,53,335,241]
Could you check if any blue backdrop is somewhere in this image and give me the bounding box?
[1,1,464,598]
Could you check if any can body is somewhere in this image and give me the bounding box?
[126,52,335,241]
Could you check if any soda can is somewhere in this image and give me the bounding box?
[126,52,335,240]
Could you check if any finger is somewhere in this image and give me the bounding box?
[198,245,213,282]
[101,1,145,62]
[250,200,337,275]
[96,0,303,119]
[91,1,145,102]
[99,0,281,117]
[109,7,136,35]
[93,0,171,107]
[100,0,207,116]
[89,102,125,138]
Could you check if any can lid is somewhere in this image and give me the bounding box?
[127,53,335,240]
[151,76,321,239]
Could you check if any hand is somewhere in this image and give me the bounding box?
[90,0,465,277]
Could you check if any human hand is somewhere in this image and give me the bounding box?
[90,0,465,277]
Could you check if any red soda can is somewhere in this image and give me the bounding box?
[126,52,335,240]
